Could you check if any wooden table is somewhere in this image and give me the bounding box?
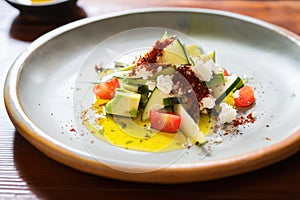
[0,0,299,199]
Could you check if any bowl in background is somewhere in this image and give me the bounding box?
[5,0,78,16]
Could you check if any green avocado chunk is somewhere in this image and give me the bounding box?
[105,90,141,118]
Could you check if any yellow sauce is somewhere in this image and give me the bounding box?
[85,98,214,152]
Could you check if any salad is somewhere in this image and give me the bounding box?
[91,32,256,150]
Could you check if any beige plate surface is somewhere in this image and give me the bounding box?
[4,8,300,183]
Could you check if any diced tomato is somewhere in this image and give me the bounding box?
[149,110,181,133]
[234,85,255,107]
[93,78,120,99]
[223,68,230,76]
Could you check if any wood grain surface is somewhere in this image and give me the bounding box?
[0,0,299,199]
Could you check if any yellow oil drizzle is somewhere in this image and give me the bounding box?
[97,116,187,152]
[86,98,214,152]
[199,113,214,135]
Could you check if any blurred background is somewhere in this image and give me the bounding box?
[2,0,299,42]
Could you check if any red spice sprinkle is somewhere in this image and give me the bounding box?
[130,37,175,76]
[138,37,174,64]
[70,128,76,132]
[233,113,256,127]
[246,113,256,123]
[223,129,231,136]
[173,66,209,116]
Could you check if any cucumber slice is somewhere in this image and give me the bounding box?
[139,93,149,108]
[163,97,183,106]
[174,104,207,145]
[158,38,190,65]
[212,75,244,104]
[141,88,170,121]
[164,105,174,113]
[137,85,150,95]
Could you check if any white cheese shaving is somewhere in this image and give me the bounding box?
[219,103,237,124]
[200,95,216,109]
[205,60,219,74]
[156,75,173,94]
[232,89,240,98]
[156,66,163,72]
[192,60,213,82]
[146,80,156,91]
[213,63,226,74]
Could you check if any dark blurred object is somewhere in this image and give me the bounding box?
[9,2,87,41]
[5,0,78,16]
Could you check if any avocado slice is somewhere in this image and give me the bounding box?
[105,90,141,118]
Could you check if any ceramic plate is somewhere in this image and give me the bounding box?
[4,8,300,183]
